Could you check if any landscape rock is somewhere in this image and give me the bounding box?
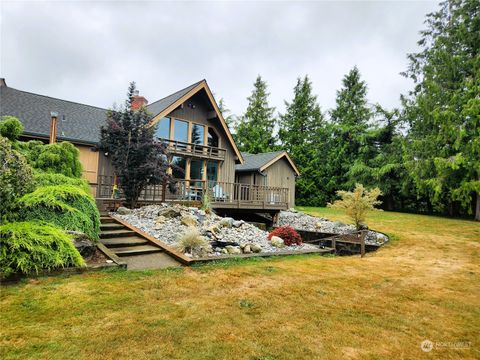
[270,236,285,248]
[155,216,166,224]
[116,207,131,215]
[250,244,262,253]
[225,245,241,254]
[159,207,182,218]
[243,244,252,254]
[233,220,243,228]
[114,205,319,258]
[68,231,96,260]
[278,210,389,246]
[219,217,234,228]
[181,214,198,227]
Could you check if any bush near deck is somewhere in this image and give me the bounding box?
[16,185,100,240]
[0,221,84,276]
[33,171,91,194]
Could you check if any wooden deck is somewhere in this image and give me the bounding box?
[158,138,226,161]
[95,177,289,211]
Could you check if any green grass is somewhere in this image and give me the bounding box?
[1,208,479,360]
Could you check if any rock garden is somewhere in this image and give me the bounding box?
[114,204,389,259]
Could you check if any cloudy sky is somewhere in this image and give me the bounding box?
[1,0,438,116]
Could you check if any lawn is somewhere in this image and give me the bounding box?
[1,208,479,360]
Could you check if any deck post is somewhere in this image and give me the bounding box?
[162,180,166,203]
[360,231,366,258]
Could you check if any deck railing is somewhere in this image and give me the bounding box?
[158,138,226,161]
[96,176,289,210]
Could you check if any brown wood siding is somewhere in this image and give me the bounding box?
[263,158,296,208]
[77,145,99,184]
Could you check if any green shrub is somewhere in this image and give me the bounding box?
[0,137,34,220]
[17,185,100,240]
[0,116,23,141]
[33,171,91,194]
[0,221,84,276]
[18,140,83,178]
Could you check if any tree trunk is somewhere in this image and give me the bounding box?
[475,192,480,221]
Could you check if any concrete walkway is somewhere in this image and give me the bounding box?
[121,252,181,270]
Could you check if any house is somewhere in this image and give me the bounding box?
[0,78,107,184]
[0,78,298,216]
[235,151,300,208]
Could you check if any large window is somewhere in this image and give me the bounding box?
[155,117,170,140]
[191,124,205,145]
[207,161,218,185]
[173,119,189,144]
[190,160,204,180]
[171,156,186,179]
[190,160,204,188]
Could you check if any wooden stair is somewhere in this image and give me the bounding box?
[100,216,163,258]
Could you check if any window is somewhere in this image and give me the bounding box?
[155,117,170,140]
[171,156,186,179]
[190,160,204,180]
[191,124,205,145]
[207,161,218,185]
[173,119,189,144]
[190,160,204,188]
[207,128,219,148]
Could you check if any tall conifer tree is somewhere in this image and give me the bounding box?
[279,76,326,205]
[325,66,372,199]
[236,76,276,153]
[402,0,480,219]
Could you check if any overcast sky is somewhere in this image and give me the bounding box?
[1,0,438,117]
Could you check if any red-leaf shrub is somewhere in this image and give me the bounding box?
[268,226,302,246]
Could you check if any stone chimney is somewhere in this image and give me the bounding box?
[131,89,148,110]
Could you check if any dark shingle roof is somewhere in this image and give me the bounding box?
[235,151,285,172]
[146,80,203,117]
[0,85,108,145]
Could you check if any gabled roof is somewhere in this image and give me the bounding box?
[147,79,244,164]
[146,80,203,117]
[0,83,108,145]
[236,151,300,176]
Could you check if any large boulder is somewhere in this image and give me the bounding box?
[219,217,234,228]
[68,231,96,260]
[270,236,285,248]
[225,245,241,254]
[159,207,182,218]
[116,207,131,215]
[181,214,198,227]
[250,244,262,253]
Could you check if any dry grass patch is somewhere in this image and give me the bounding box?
[1,208,479,359]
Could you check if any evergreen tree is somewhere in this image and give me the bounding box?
[346,106,411,210]
[279,76,326,205]
[100,82,170,208]
[325,66,372,200]
[218,98,236,130]
[236,76,276,153]
[402,0,480,219]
